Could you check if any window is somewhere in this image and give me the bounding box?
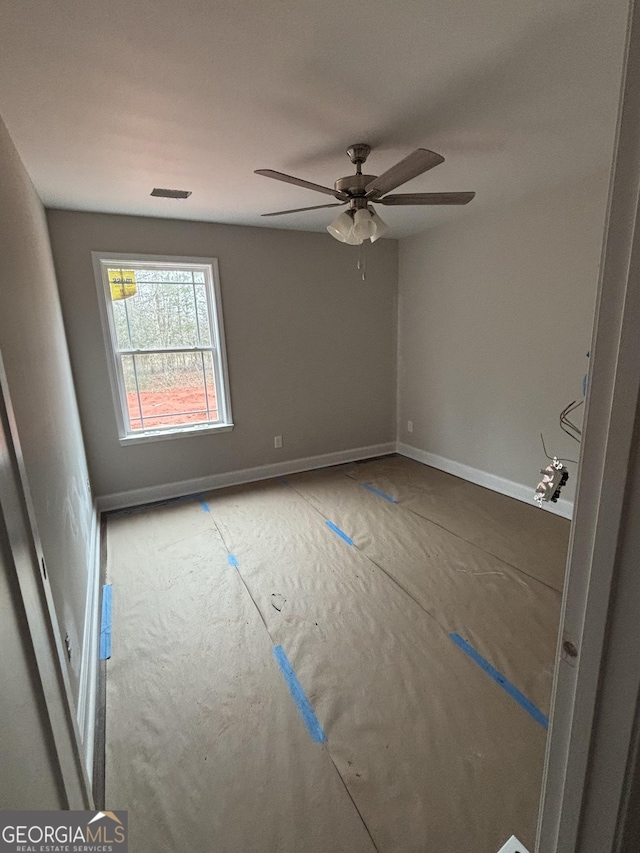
[93,253,232,443]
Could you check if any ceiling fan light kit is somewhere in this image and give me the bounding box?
[328,207,384,245]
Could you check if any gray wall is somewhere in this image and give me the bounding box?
[46,211,398,499]
[0,116,93,698]
[397,172,611,504]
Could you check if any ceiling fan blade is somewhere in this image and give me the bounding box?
[378,192,476,205]
[261,202,346,217]
[255,169,348,200]
[365,149,445,198]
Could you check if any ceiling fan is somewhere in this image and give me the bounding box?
[255,144,475,244]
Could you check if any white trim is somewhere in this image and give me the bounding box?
[118,422,234,445]
[96,442,396,512]
[397,442,574,520]
[76,503,101,778]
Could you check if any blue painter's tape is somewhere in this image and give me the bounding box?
[227,554,239,567]
[279,476,290,486]
[325,520,354,546]
[360,482,398,503]
[99,584,112,661]
[199,498,210,513]
[449,633,548,729]
[273,645,327,743]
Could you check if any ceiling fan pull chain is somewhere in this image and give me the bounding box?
[357,242,367,281]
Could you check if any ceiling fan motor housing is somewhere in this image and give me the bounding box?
[334,174,379,207]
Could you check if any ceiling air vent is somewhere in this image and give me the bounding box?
[150,188,192,199]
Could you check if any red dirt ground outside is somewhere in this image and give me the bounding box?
[127,388,218,429]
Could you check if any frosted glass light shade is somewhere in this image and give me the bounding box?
[353,208,376,240]
[370,210,389,242]
[343,229,363,245]
[327,211,355,242]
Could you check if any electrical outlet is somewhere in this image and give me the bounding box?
[274,435,283,449]
[497,836,530,853]
[407,420,413,433]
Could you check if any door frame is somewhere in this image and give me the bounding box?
[537,0,640,848]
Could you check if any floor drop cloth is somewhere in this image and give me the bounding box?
[104,456,570,853]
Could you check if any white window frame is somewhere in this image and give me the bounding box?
[92,252,233,445]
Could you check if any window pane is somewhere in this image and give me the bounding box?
[107,267,213,350]
[124,281,197,349]
[121,355,142,429]
[112,300,132,349]
[132,268,194,284]
[128,351,218,429]
[195,284,211,346]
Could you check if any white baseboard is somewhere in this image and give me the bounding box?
[397,442,574,520]
[76,502,101,777]
[96,442,397,512]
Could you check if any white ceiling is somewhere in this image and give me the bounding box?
[0,0,629,238]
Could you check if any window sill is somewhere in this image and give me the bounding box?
[119,422,234,446]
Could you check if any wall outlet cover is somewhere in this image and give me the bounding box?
[407,420,413,433]
[497,836,531,853]
[274,435,283,449]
